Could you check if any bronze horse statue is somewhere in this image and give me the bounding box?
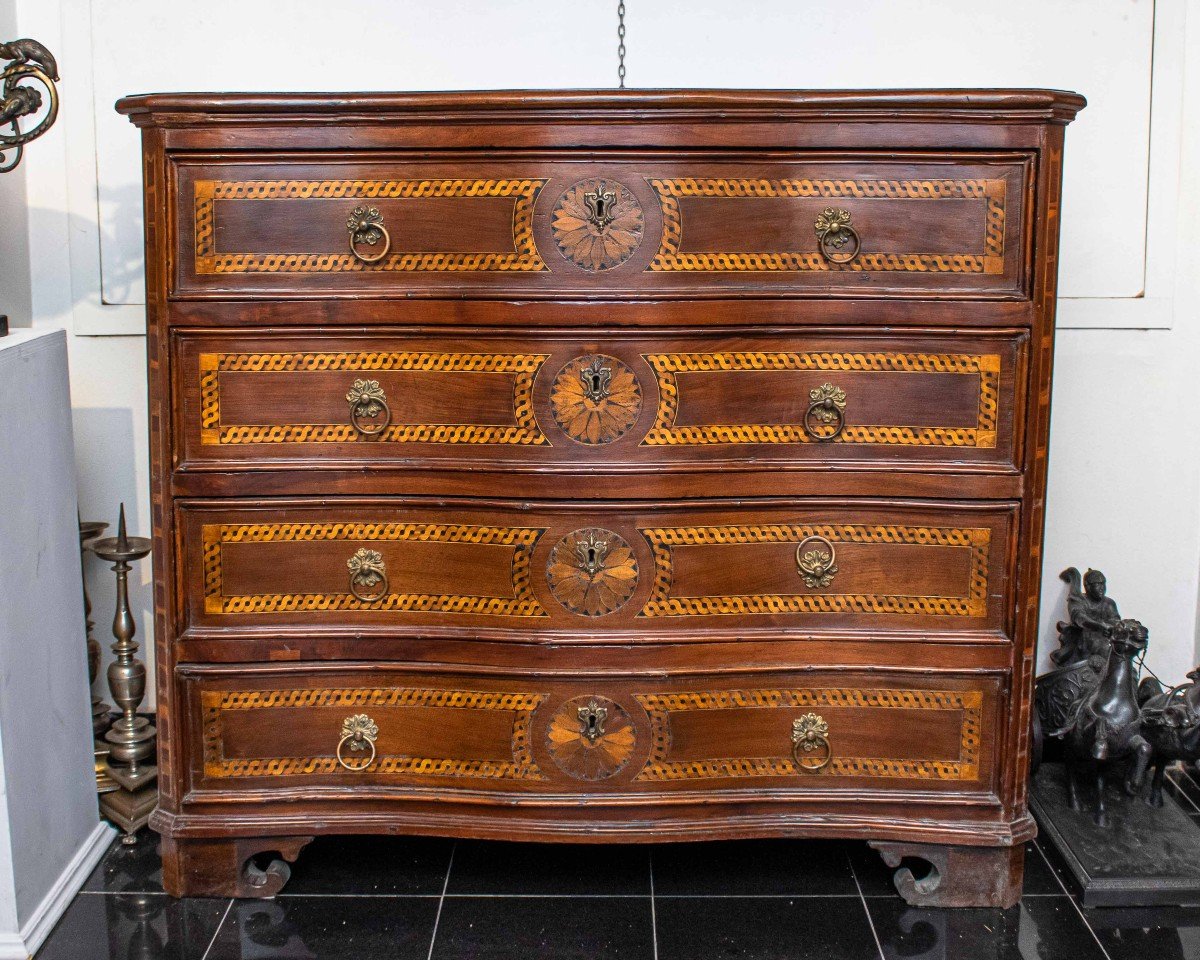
[1137,668,1200,807]
[1050,618,1153,825]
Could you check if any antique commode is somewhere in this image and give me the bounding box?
[117,89,1083,905]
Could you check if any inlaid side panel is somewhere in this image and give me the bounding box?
[177,500,1016,641]
[173,330,1024,474]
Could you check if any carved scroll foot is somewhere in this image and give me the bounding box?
[161,835,314,898]
[868,841,1023,909]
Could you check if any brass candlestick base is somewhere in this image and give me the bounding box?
[91,504,156,843]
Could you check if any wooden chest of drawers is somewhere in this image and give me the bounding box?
[118,89,1083,906]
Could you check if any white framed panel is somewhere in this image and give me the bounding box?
[66,0,1180,334]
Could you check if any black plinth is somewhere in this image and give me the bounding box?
[1031,762,1200,907]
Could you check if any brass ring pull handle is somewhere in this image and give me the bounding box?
[804,383,846,442]
[336,714,379,771]
[346,378,392,437]
[347,205,391,264]
[796,535,838,589]
[347,548,389,603]
[814,208,861,265]
[792,713,832,772]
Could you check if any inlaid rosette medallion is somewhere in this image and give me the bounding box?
[546,528,639,617]
[546,695,637,780]
[551,178,645,271]
[550,355,643,445]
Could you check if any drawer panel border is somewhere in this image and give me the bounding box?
[635,686,982,782]
[639,522,991,619]
[201,686,549,780]
[647,176,1005,274]
[201,521,549,618]
[194,177,548,274]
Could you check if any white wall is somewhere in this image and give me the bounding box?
[9,0,1200,692]
[0,330,111,959]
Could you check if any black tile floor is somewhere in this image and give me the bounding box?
[35,763,1200,960]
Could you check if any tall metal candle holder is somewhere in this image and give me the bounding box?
[79,517,118,795]
[90,503,156,843]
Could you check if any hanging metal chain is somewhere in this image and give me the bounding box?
[617,2,626,88]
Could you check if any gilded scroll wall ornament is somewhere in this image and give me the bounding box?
[347,206,390,264]
[804,383,847,442]
[346,378,391,435]
[0,38,59,173]
[347,548,388,602]
[336,714,379,771]
[814,208,861,264]
[551,178,644,271]
[546,528,639,617]
[796,535,838,589]
[546,695,636,780]
[549,355,643,445]
[791,713,832,771]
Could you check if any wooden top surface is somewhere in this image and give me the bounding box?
[115,88,1087,126]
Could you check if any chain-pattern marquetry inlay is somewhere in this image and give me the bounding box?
[201,687,548,780]
[201,522,548,617]
[198,350,549,446]
[637,523,991,619]
[647,177,1005,274]
[194,178,548,273]
[641,351,1000,448]
[634,687,983,782]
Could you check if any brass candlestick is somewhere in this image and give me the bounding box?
[91,504,156,843]
[79,517,112,736]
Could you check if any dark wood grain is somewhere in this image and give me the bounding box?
[117,89,1083,904]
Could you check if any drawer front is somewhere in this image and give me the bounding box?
[174,330,1025,473]
[179,499,1015,639]
[183,666,1000,797]
[173,156,1029,299]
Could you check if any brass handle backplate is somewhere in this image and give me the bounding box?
[792,712,832,772]
[583,181,618,231]
[814,207,861,265]
[804,382,846,442]
[574,529,611,576]
[336,713,379,771]
[347,205,391,264]
[579,357,613,402]
[346,378,392,437]
[347,548,388,603]
[577,699,609,744]
[796,535,838,589]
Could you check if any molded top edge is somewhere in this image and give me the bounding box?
[115,88,1087,126]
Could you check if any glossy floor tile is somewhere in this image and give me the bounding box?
[652,838,858,897]
[34,893,227,960]
[35,776,1200,960]
[656,895,880,960]
[431,896,654,960]
[283,835,453,896]
[447,840,651,896]
[81,832,164,894]
[206,896,440,960]
[866,894,1108,960]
